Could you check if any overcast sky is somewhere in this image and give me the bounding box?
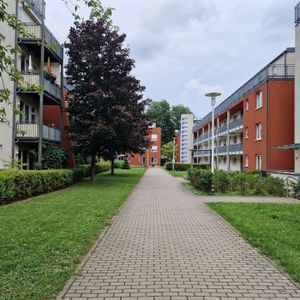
[46,0,298,118]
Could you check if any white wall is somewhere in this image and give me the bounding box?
[180,114,194,164]
[295,149,300,173]
[0,1,16,168]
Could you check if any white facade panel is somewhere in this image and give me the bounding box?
[180,114,193,164]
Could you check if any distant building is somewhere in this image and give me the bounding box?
[127,125,162,167]
[180,114,194,164]
[175,130,181,163]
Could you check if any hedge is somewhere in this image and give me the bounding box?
[0,162,111,205]
[165,162,209,171]
[188,169,285,197]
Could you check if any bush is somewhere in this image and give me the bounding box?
[292,181,300,199]
[188,168,285,197]
[0,169,74,204]
[188,169,213,193]
[121,159,130,169]
[114,160,124,169]
[0,162,111,205]
[165,162,209,171]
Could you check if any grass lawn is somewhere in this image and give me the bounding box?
[208,203,300,283]
[0,168,146,300]
[168,170,188,178]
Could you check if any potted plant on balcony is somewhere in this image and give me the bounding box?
[44,57,57,83]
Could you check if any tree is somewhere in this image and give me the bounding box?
[161,141,176,162]
[66,19,150,180]
[147,100,193,144]
[0,0,110,123]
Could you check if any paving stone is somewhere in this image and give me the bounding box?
[60,168,300,300]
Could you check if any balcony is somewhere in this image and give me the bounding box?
[194,150,211,157]
[18,73,62,104]
[24,0,45,21]
[229,117,243,132]
[229,143,243,154]
[19,23,63,62]
[217,124,228,136]
[16,123,61,142]
[217,146,228,155]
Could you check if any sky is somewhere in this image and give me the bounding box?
[46,0,298,119]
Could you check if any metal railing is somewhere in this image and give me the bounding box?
[43,125,61,142]
[20,23,63,61]
[217,146,227,154]
[229,117,244,131]
[19,73,62,101]
[24,0,45,20]
[296,3,300,24]
[229,143,243,153]
[218,124,227,135]
[194,150,211,157]
[193,59,295,132]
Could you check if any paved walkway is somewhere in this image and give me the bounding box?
[61,168,300,300]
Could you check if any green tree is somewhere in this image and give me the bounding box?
[147,100,193,144]
[161,141,176,162]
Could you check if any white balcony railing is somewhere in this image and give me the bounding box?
[16,123,61,142]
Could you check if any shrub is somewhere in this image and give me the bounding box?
[121,159,130,169]
[0,169,74,204]
[292,181,300,199]
[165,162,209,171]
[214,170,230,193]
[188,169,213,193]
[264,176,285,197]
[114,160,124,169]
[80,162,110,177]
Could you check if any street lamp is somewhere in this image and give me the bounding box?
[205,92,221,174]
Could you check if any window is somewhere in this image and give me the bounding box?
[233,157,237,164]
[245,99,249,111]
[151,157,157,164]
[151,134,158,141]
[256,155,263,170]
[151,146,158,152]
[256,91,263,109]
[256,123,262,140]
[245,127,249,139]
[20,102,37,124]
[223,157,227,164]
[245,155,249,167]
[233,136,237,144]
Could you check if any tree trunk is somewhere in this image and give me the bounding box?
[110,157,115,176]
[91,155,96,181]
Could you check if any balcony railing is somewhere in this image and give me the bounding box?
[16,123,61,142]
[20,23,63,61]
[217,146,228,154]
[24,0,45,21]
[19,73,62,102]
[229,117,243,131]
[193,57,295,133]
[229,143,243,153]
[218,124,227,135]
[194,150,211,157]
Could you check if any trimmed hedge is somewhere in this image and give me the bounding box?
[165,162,209,171]
[188,169,285,197]
[0,162,111,205]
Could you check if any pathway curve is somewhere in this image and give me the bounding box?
[61,168,300,300]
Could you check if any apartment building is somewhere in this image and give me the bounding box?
[193,48,295,172]
[127,125,162,167]
[0,0,63,169]
[180,114,194,164]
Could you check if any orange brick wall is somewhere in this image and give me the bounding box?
[128,127,162,167]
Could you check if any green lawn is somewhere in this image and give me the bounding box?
[208,203,300,283]
[0,168,146,300]
[168,170,188,178]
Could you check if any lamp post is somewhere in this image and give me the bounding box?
[205,92,221,174]
[172,137,176,171]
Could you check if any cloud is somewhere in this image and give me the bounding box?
[45,0,298,118]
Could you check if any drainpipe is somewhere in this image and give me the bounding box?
[60,49,64,148]
[11,0,20,161]
[266,80,269,172]
[38,1,45,164]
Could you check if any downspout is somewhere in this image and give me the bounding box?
[38,1,45,164]
[11,0,20,160]
[266,79,269,172]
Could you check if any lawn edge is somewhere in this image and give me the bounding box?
[206,202,300,288]
[57,168,148,299]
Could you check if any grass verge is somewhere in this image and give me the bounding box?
[0,168,146,300]
[208,202,300,283]
[168,170,188,178]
